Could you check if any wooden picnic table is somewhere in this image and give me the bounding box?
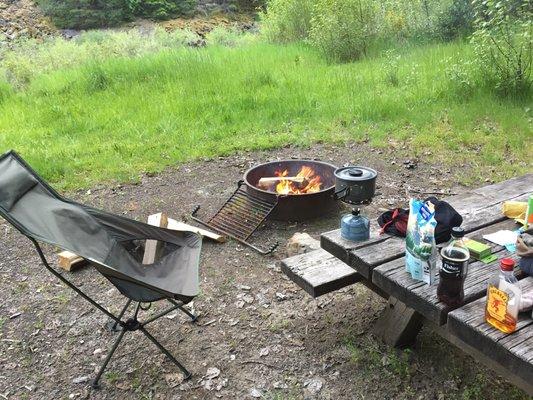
[319,174,533,395]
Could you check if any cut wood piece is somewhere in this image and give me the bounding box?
[167,218,226,243]
[372,296,424,347]
[143,212,169,265]
[280,249,361,298]
[258,176,305,185]
[58,250,88,271]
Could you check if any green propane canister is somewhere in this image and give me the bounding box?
[526,194,533,229]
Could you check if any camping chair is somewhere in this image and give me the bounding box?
[0,150,202,388]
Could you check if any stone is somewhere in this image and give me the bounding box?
[304,377,324,395]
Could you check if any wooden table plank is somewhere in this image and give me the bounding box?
[280,249,361,298]
[371,219,521,325]
[321,174,533,280]
[447,277,533,394]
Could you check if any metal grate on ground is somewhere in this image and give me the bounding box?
[191,181,279,254]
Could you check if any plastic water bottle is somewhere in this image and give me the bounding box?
[341,209,370,242]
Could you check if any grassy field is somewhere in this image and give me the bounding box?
[0,39,531,190]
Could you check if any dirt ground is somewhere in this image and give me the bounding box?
[0,143,529,400]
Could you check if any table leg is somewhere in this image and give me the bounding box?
[372,296,424,348]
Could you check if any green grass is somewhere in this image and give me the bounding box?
[0,40,531,190]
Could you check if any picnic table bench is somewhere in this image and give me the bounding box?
[281,174,533,395]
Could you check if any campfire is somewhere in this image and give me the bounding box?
[257,165,323,195]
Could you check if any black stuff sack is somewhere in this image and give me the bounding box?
[425,196,463,244]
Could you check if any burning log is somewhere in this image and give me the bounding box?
[257,165,323,195]
[258,176,306,187]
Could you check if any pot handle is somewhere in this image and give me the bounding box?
[333,186,351,201]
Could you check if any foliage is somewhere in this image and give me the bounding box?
[205,26,256,47]
[377,0,451,40]
[436,0,475,41]
[37,0,134,29]
[471,0,532,96]
[38,0,197,29]
[0,40,530,190]
[230,0,266,12]
[309,0,379,62]
[135,0,197,20]
[0,28,201,88]
[260,0,313,43]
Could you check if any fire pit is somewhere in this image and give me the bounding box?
[192,159,338,254]
[244,160,337,221]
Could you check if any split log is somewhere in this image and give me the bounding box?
[258,176,305,186]
[142,212,169,265]
[167,218,226,243]
[58,250,88,271]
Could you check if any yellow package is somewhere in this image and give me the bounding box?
[502,201,527,223]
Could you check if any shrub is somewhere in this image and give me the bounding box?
[136,0,197,20]
[378,0,451,40]
[471,0,532,96]
[260,0,313,43]
[37,0,134,29]
[38,0,197,29]
[309,0,379,62]
[230,0,266,12]
[436,0,475,41]
[205,26,255,47]
[0,28,202,88]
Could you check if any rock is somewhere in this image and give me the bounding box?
[259,347,269,357]
[304,377,324,395]
[72,376,90,384]
[286,232,320,257]
[205,367,220,380]
[275,292,288,301]
[164,373,184,388]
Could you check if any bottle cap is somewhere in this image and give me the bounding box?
[500,258,515,271]
[351,208,360,216]
[451,226,465,238]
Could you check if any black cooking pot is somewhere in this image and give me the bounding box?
[333,166,377,205]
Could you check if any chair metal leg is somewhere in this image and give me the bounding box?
[139,326,192,380]
[107,299,132,332]
[168,299,198,322]
[92,328,127,389]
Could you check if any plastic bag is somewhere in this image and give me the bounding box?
[405,199,437,285]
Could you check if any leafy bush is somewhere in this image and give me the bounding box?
[205,26,255,47]
[260,0,313,43]
[38,0,197,29]
[378,0,451,40]
[436,0,475,41]
[136,0,197,20]
[309,0,379,62]
[471,0,532,96]
[230,0,266,12]
[1,28,202,88]
[38,0,134,29]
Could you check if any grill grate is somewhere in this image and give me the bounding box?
[191,181,279,254]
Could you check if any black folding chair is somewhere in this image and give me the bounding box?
[0,150,202,388]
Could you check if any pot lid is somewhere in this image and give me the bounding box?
[335,166,377,181]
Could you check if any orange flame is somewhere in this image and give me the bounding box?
[273,166,322,195]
